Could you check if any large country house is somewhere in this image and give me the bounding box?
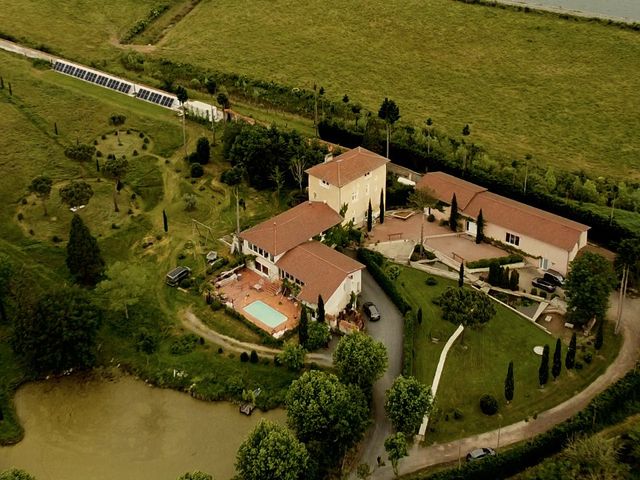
[416,172,589,275]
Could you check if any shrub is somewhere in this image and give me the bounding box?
[453,408,464,420]
[139,132,145,138]
[425,276,438,286]
[583,352,593,364]
[466,254,524,269]
[217,347,223,354]
[427,213,435,222]
[221,167,243,186]
[143,137,150,144]
[102,134,107,140]
[96,150,103,158]
[179,277,192,288]
[51,235,62,243]
[357,248,410,314]
[133,150,138,156]
[250,350,259,363]
[17,213,23,221]
[142,143,148,150]
[190,163,204,178]
[240,352,249,362]
[479,394,499,415]
[170,334,199,355]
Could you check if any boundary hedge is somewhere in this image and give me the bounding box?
[466,254,523,269]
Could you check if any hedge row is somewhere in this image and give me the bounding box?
[416,363,640,479]
[466,254,524,269]
[319,120,635,250]
[402,311,416,377]
[120,4,170,44]
[357,248,411,314]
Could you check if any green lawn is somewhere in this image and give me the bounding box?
[396,266,622,443]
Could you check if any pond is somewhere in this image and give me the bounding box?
[0,374,286,480]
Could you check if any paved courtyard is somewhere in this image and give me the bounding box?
[367,211,449,244]
[423,234,509,264]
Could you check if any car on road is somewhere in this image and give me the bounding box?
[466,447,496,462]
[363,302,381,322]
[532,277,556,293]
[543,269,565,287]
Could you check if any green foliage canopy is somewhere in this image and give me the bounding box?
[333,331,388,391]
[565,252,616,325]
[384,375,432,435]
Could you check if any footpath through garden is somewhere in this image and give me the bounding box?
[371,293,640,479]
[181,310,333,368]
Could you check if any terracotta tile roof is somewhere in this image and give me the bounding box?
[305,147,389,187]
[277,241,364,304]
[240,201,342,256]
[464,191,589,251]
[416,171,487,209]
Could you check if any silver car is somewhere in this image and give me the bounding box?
[466,447,496,462]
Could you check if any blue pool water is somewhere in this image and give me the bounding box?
[244,301,287,328]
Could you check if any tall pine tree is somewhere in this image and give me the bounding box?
[566,333,577,369]
[379,189,385,224]
[476,208,484,244]
[504,361,514,404]
[299,305,309,348]
[66,214,105,286]
[449,194,458,231]
[552,338,562,380]
[317,295,325,323]
[538,344,549,388]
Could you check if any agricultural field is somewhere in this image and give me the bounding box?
[1,0,639,179]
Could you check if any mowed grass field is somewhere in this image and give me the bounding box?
[155,0,640,178]
[1,1,639,178]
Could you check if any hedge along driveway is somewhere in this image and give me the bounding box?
[395,265,622,444]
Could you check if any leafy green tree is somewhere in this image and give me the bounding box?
[367,199,373,232]
[0,469,37,480]
[565,252,616,325]
[102,156,128,212]
[380,189,385,224]
[351,103,362,127]
[0,255,13,322]
[96,261,148,319]
[285,371,370,473]
[378,98,400,158]
[476,208,484,244]
[298,305,309,348]
[539,344,550,388]
[66,214,105,286]
[384,432,408,477]
[64,143,95,162]
[236,419,308,480]
[217,92,230,121]
[552,338,562,381]
[614,237,640,289]
[384,375,432,435]
[317,295,325,323]
[177,472,212,480]
[28,175,53,216]
[449,193,458,231]
[595,319,604,350]
[504,361,514,404]
[183,193,197,211]
[11,286,102,375]
[438,287,495,342]
[566,332,577,369]
[333,331,388,391]
[306,320,330,351]
[279,342,305,371]
[108,114,126,126]
[59,180,94,209]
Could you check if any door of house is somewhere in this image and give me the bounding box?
[539,257,549,270]
[466,220,477,236]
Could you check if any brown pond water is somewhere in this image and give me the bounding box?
[0,374,285,480]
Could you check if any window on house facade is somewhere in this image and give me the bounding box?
[351,189,358,201]
[365,183,370,195]
[505,232,520,246]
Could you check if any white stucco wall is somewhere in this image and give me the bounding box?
[308,164,386,226]
[241,239,279,280]
[325,270,362,316]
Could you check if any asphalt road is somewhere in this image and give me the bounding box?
[355,269,405,473]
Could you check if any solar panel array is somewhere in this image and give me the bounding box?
[53,61,132,94]
[136,88,175,108]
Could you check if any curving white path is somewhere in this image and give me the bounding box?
[418,324,464,437]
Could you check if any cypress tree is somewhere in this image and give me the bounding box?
[54,122,58,135]
[509,269,520,291]
[317,295,325,323]
[417,307,423,325]
[566,333,577,369]
[538,344,549,388]
[502,267,510,289]
[475,208,484,244]
[552,338,562,380]
[458,263,464,288]
[367,200,373,232]
[488,261,499,286]
[163,209,168,233]
[594,319,604,350]
[8,83,12,96]
[379,189,385,224]
[504,361,514,404]
[0,77,4,89]
[299,305,309,348]
[449,194,458,231]
[66,214,105,286]
[96,158,100,172]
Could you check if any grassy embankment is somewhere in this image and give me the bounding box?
[396,266,622,443]
[1,0,639,179]
[0,51,294,444]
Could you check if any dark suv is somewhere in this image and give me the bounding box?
[363,302,381,322]
[543,269,565,287]
[532,277,556,293]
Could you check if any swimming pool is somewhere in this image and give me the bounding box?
[243,301,287,329]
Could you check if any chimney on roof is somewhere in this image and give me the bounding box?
[324,153,333,163]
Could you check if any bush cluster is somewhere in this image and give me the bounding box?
[356,248,410,314]
[466,254,524,269]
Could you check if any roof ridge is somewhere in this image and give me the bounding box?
[298,242,359,274]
